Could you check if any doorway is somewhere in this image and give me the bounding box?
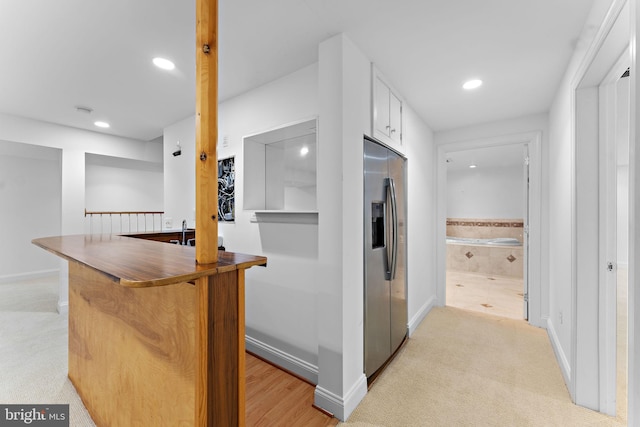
[444,143,528,320]
[436,131,542,327]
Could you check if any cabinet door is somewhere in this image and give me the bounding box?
[374,77,390,137]
[389,92,402,145]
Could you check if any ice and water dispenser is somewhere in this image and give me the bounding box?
[371,202,385,249]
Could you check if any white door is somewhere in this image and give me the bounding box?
[597,54,629,417]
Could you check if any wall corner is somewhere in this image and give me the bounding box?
[314,373,367,421]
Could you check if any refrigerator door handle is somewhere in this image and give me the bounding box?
[385,177,398,281]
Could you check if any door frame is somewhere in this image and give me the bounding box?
[598,46,629,416]
[436,131,542,327]
[523,143,530,321]
[570,0,633,415]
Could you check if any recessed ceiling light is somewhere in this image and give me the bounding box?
[463,79,483,90]
[469,164,477,169]
[153,57,175,71]
[94,121,110,129]
[300,146,309,156]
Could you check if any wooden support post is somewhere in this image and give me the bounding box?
[194,0,248,425]
[195,0,219,265]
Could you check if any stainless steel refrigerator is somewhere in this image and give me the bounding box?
[363,136,407,378]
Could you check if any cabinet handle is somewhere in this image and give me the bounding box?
[386,125,390,129]
[391,129,396,134]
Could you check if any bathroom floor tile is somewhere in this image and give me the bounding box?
[446,271,525,321]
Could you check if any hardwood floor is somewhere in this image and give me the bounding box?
[246,353,339,426]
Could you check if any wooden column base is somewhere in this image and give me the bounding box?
[196,270,245,426]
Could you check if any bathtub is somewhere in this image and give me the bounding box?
[446,236,522,246]
[446,236,523,278]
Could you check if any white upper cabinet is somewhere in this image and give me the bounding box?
[374,77,391,136]
[372,66,403,150]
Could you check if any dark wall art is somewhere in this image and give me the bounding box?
[218,156,235,222]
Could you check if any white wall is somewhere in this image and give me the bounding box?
[0,112,163,309]
[163,116,196,229]
[447,164,524,219]
[221,63,321,380]
[85,154,163,213]
[316,34,371,419]
[403,103,438,334]
[0,141,61,281]
[547,72,576,390]
[85,154,164,234]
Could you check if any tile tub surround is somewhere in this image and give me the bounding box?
[446,240,524,278]
[446,218,524,279]
[446,218,524,242]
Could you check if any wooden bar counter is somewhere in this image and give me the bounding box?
[32,234,267,426]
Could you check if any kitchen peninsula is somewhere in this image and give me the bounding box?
[33,234,266,426]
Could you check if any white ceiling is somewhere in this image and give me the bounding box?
[446,144,526,172]
[0,0,595,142]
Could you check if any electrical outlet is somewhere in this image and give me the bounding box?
[164,217,173,229]
[559,310,563,324]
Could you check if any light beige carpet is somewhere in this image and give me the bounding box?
[341,307,626,427]
[0,276,96,426]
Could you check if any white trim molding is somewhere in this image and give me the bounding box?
[408,295,436,336]
[0,269,59,284]
[314,374,367,421]
[57,300,69,315]
[245,335,319,385]
[547,317,572,388]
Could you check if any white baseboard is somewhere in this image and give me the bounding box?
[245,335,318,384]
[528,312,549,330]
[0,269,59,284]
[408,295,436,336]
[314,373,367,421]
[532,314,549,330]
[547,317,572,399]
[57,300,69,315]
